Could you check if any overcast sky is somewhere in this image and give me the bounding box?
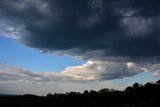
[0,0,160,95]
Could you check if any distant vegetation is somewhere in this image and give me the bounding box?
[0,80,160,107]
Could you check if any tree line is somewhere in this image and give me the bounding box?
[0,80,160,107]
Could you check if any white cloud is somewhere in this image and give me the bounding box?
[0,64,57,83]
[0,60,145,84]
[62,61,97,81]
[0,61,160,95]
[62,60,143,81]
[141,63,160,76]
[0,60,159,85]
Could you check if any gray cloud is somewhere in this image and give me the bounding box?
[0,0,160,81]
[141,63,160,76]
[0,0,160,60]
[0,64,62,83]
[0,61,146,83]
[63,61,145,81]
[0,61,159,86]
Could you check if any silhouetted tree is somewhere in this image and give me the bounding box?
[83,90,89,95]
[156,79,160,84]
[133,83,139,90]
[124,86,134,95]
[0,80,160,107]
[98,88,109,93]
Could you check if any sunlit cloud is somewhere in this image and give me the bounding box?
[1,61,159,85]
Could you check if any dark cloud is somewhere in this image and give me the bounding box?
[1,0,160,61]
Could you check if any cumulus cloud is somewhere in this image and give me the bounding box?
[0,61,148,84]
[62,61,144,81]
[1,0,160,80]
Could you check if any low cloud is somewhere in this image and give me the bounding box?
[62,61,143,81]
[0,64,58,84]
[1,61,159,85]
[141,63,160,76]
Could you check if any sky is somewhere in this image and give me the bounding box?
[0,0,160,95]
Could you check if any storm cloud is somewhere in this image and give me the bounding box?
[0,0,160,80]
[0,0,160,60]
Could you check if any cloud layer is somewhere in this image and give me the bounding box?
[1,0,160,61]
[0,0,160,82]
[0,62,159,95]
[1,61,159,84]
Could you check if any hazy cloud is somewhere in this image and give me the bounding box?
[121,17,153,36]
[142,63,160,76]
[0,64,68,84]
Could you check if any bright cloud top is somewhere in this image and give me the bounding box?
[1,61,159,85]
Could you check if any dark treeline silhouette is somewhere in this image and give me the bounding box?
[0,80,160,107]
